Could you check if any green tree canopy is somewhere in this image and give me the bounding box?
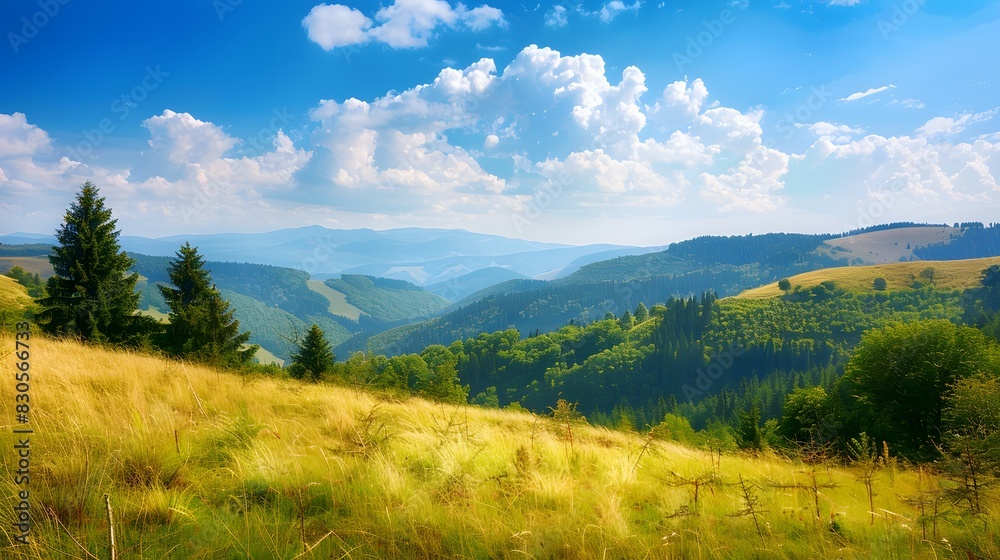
[6,266,44,298]
[778,386,834,445]
[842,319,996,459]
[289,324,335,381]
[37,182,152,343]
[634,302,648,323]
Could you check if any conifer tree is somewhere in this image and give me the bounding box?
[37,182,150,343]
[159,242,256,366]
[634,302,649,323]
[289,324,335,381]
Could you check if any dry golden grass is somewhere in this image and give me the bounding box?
[0,276,35,329]
[0,335,995,558]
[737,257,1000,299]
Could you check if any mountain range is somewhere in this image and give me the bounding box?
[3,221,1000,364]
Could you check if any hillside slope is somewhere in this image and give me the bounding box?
[1,335,995,558]
[0,275,34,329]
[818,226,957,264]
[737,257,1000,299]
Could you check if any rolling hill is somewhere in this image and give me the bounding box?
[817,225,958,264]
[0,274,34,329]
[323,275,450,324]
[737,256,1000,299]
[1,333,994,558]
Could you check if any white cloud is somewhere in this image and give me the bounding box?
[304,0,505,50]
[917,110,997,138]
[701,145,789,211]
[456,4,505,31]
[827,0,862,5]
[599,1,641,23]
[0,113,51,158]
[307,47,781,215]
[302,4,372,50]
[144,110,237,165]
[797,121,864,143]
[839,84,895,103]
[918,115,972,138]
[544,5,568,28]
[890,98,926,109]
[8,48,1000,241]
[658,78,710,120]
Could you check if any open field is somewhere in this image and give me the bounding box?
[0,257,54,279]
[737,256,1000,299]
[817,226,958,264]
[307,279,364,320]
[0,335,995,558]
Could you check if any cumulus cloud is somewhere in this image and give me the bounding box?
[303,0,505,50]
[701,145,789,212]
[144,110,237,165]
[6,46,1000,239]
[307,46,783,215]
[302,4,372,50]
[0,113,51,158]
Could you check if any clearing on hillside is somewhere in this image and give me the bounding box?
[817,226,957,264]
[0,256,54,279]
[306,279,364,320]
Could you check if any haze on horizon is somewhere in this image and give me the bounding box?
[1,0,999,246]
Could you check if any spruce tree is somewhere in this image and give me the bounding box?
[159,242,256,366]
[37,182,148,343]
[289,324,335,381]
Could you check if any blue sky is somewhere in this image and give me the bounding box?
[1,0,998,245]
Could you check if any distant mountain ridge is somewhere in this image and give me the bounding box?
[0,226,660,288]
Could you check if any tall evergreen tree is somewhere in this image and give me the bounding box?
[158,242,212,353]
[37,182,150,343]
[159,242,256,366]
[289,324,335,381]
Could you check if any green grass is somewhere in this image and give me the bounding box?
[0,335,996,558]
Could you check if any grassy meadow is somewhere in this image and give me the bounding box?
[737,257,1000,299]
[1,334,997,559]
